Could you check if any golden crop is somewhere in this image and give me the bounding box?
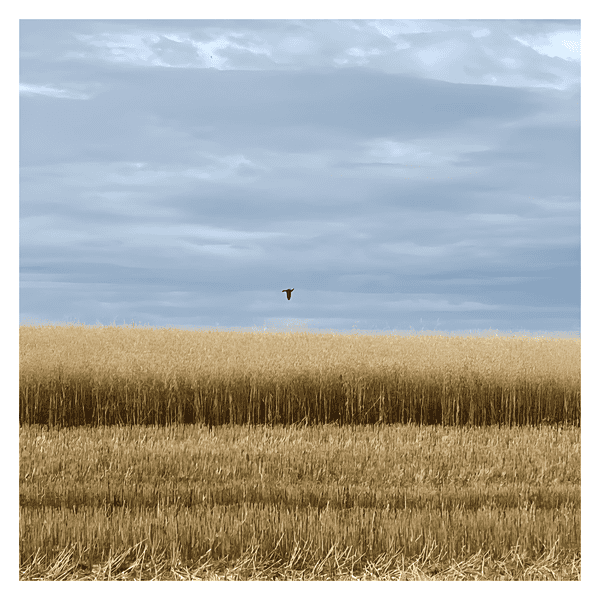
[19,422,580,579]
[19,323,580,428]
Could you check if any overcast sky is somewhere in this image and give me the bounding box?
[19,18,581,336]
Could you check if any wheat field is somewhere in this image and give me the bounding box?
[19,323,580,580]
[20,422,580,580]
[19,323,580,428]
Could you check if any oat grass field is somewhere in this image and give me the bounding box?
[19,323,580,580]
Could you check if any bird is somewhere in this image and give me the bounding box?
[282,288,294,300]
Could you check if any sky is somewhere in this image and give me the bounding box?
[19,18,581,337]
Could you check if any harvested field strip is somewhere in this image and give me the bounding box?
[20,423,580,577]
[20,503,578,573]
[19,324,581,427]
[20,540,580,581]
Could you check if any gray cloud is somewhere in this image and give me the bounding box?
[19,19,580,335]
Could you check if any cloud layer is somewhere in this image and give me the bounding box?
[20,19,580,335]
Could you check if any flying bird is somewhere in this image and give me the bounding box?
[282,288,294,300]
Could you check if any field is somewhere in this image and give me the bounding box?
[19,323,580,429]
[19,324,581,580]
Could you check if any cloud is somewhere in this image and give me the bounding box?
[19,19,580,334]
[19,83,93,100]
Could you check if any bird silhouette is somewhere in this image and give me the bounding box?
[282,288,294,300]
